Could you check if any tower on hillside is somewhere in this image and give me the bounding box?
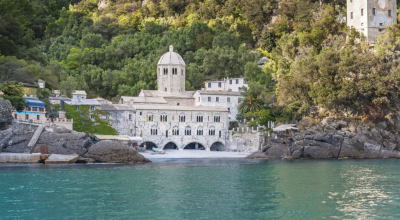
[157,45,186,94]
[347,0,397,43]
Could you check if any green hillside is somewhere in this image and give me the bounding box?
[1,0,400,123]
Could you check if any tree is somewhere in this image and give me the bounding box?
[0,81,24,96]
[0,81,27,112]
[60,76,77,98]
[238,96,263,114]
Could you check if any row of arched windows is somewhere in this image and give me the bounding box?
[159,68,185,76]
[150,126,219,136]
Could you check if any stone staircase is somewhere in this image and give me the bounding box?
[23,124,45,153]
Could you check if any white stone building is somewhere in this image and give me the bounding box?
[193,90,242,121]
[204,77,248,92]
[347,0,397,43]
[98,45,230,151]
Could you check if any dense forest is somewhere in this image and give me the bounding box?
[1,0,400,123]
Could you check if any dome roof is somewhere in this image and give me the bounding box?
[157,45,186,66]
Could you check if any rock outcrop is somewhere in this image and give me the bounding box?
[248,118,400,159]
[0,98,13,129]
[84,140,151,163]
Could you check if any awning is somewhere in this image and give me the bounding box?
[273,124,298,132]
[24,98,45,108]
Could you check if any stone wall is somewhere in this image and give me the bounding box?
[99,110,135,135]
[226,131,264,152]
[164,97,194,106]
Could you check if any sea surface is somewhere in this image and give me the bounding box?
[1,159,400,219]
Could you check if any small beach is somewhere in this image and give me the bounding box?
[140,150,252,159]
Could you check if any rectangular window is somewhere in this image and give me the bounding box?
[208,83,211,88]
[228,108,230,113]
[26,107,31,111]
[140,112,142,116]
[90,115,95,120]
[227,97,230,102]
[380,23,383,26]
[90,106,95,110]
[389,10,392,17]
[106,114,109,120]
[208,97,211,102]
[228,89,232,92]
[37,115,40,120]
[238,88,242,92]
[214,116,221,122]
[76,106,79,111]
[130,129,133,134]
[26,114,29,120]
[39,108,44,112]
[218,82,221,88]
[14,114,17,119]
[361,9,363,16]
[229,80,232,84]
[32,107,38,111]
[351,12,353,19]
[244,79,247,84]
[198,97,200,102]
[219,131,221,138]
[236,79,239,84]
[216,97,219,102]
[129,114,132,121]
[373,8,376,15]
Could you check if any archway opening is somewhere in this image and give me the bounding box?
[164,142,178,150]
[139,142,158,150]
[210,142,225,151]
[184,142,205,150]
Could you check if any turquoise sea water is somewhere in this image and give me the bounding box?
[1,159,400,219]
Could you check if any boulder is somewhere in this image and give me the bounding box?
[0,98,13,129]
[84,140,150,163]
[32,131,92,156]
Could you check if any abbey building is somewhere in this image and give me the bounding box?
[87,45,247,151]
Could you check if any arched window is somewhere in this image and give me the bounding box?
[172,68,177,75]
[197,126,203,136]
[172,126,179,135]
[209,126,215,136]
[185,126,191,135]
[147,114,154,121]
[160,113,167,122]
[179,113,186,122]
[150,126,158,135]
[214,115,221,122]
[196,115,203,122]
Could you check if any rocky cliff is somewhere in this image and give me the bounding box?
[248,118,400,159]
[0,123,150,163]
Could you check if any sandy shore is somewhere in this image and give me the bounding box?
[140,150,252,159]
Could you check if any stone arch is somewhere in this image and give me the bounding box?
[139,141,159,150]
[163,141,179,150]
[210,142,225,151]
[184,142,206,150]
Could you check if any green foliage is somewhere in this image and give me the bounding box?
[65,104,117,135]
[238,96,263,114]
[3,95,27,112]
[229,121,238,130]
[60,76,77,98]
[0,81,24,96]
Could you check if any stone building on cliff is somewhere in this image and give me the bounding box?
[347,0,397,42]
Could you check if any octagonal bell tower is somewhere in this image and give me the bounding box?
[157,45,186,94]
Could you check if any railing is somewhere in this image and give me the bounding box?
[46,118,73,123]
